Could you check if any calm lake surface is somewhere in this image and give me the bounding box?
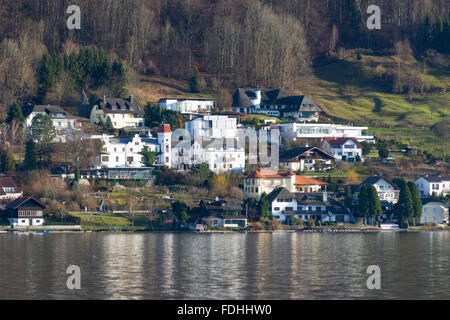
[1,232,449,300]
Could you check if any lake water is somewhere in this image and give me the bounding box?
[1,232,449,300]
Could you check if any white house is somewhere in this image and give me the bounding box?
[93,133,161,169]
[415,176,450,197]
[5,196,46,227]
[0,177,23,201]
[267,188,351,223]
[22,105,80,142]
[322,137,363,162]
[356,176,400,204]
[279,147,335,172]
[90,96,145,129]
[244,169,327,200]
[275,123,374,143]
[421,199,448,224]
[159,98,214,114]
[184,115,238,139]
[172,137,245,173]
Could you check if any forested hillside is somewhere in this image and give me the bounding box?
[0,0,448,155]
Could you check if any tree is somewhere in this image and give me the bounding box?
[358,185,370,224]
[258,193,270,219]
[105,116,114,132]
[6,102,25,145]
[344,186,353,209]
[140,146,159,167]
[29,114,56,167]
[172,200,190,222]
[78,90,91,118]
[111,60,128,97]
[368,186,383,223]
[378,141,389,159]
[190,163,213,181]
[0,148,15,173]
[24,139,37,170]
[396,182,414,227]
[189,67,201,93]
[407,181,423,226]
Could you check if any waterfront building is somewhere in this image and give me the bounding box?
[5,196,46,227]
[199,199,247,228]
[420,199,449,224]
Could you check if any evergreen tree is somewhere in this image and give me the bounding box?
[396,182,414,227]
[29,114,56,167]
[78,90,91,118]
[258,193,270,219]
[358,185,370,224]
[407,181,423,226]
[344,185,353,209]
[111,60,128,97]
[6,102,24,124]
[105,116,114,131]
[0,148,15,173]
[189,67,202,93]
[24,139,37,171]
[368,185,383,223]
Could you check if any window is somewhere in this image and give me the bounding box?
[102,156,109,162]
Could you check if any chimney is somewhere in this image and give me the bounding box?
[323,192,328,203]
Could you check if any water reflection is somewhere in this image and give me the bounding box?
[0,232,449,299]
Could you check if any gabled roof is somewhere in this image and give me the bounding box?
[232,88,256,109]
[22,105,75,119]
[324,137,363,149]
[200,199,243,213]
[280,147,335,161]
[269,96,322,112]
[5,196,46,210]
[0,177,19,189]
[421,198,448,206]
[96,96,143,115]
[262,89,287,104]
[419,176,450,183]
[267,188,292,203]
[358,176,398,191]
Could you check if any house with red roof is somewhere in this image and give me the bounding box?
[244,169,327,199]
[321,137,363,162]
[0,177,23,202]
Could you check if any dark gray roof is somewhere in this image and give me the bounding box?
[358,176,399,191]
[232,88,255,109]
[262,89,287,104]
[421,176,450,183]
[201,199,243,212]
[265,95,322,113]
[5,196,45,210]
[421,198,448,206]
[22,105,75,119]
[97,96,143,115]
[280,147,334,161]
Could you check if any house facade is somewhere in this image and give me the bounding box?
[159,98,214,114]
[0,177,23,201]
[420,199,448,224]
[322,137,363,162]
[275,123,374,143]
[356,176,400,204]
[5,196,46,227]
[172,137,245,173]
[184,115,238,140]
[279,147,335,172]
[23,104,79,142]
[93,133,161,169]
[244,169,327,200]
[267,188,351,223]
[415,176,450,197]
[90,96,145,129]
[200,199,247,228]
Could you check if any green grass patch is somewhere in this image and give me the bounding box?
[72,213,132,230]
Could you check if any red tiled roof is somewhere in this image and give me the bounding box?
[246,169,296,179]
[295,176,328,185]
[324,137,363,148]
[157,124,172,133]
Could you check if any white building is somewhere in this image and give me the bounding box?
[276,123,374,143]
[267,188,351,223]
[90,96,145,129]
[184,115,238,140]
[5,196,45,227]
[421,199,448,224]
[159,98,214,114]
[172,137,245,173]
[355,176,400,204]
[0,177,23,201]
[244,169,328,200]
[23,105,80,143]
[322,137,363,162]
[157,124,172,168]
[415,176,450,197]
[93,133,161,169]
